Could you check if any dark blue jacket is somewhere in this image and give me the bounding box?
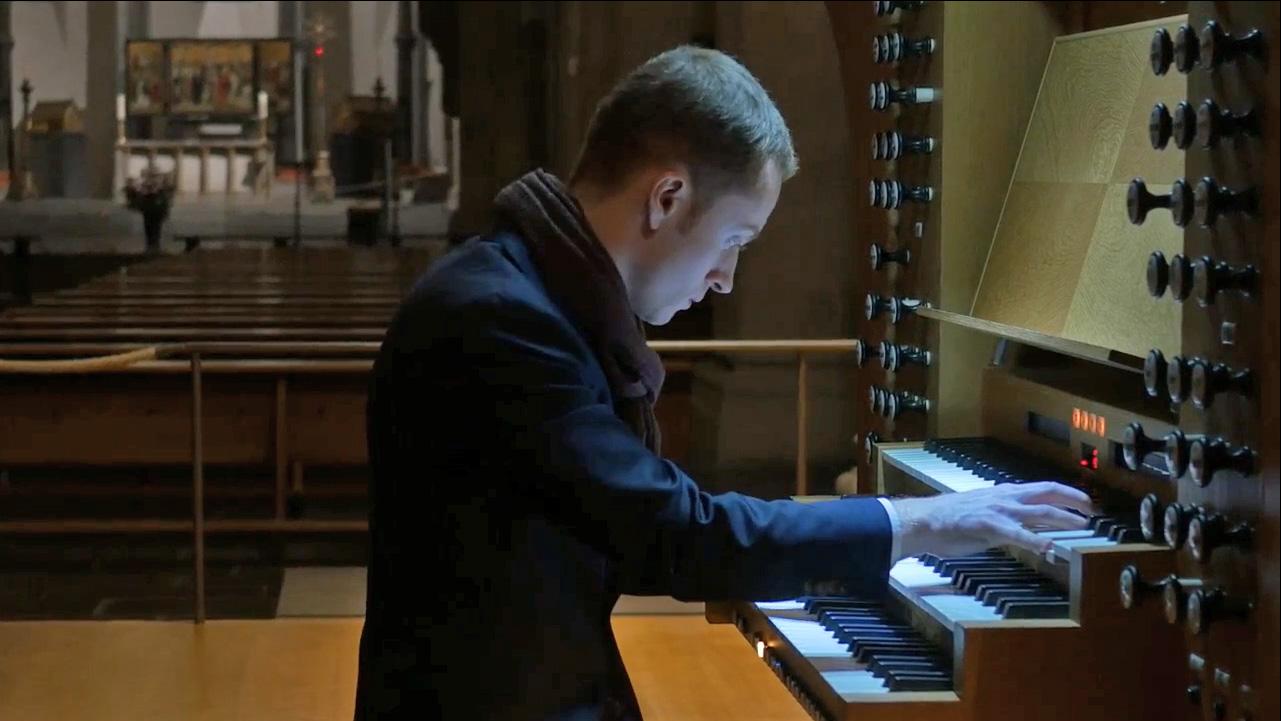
[353,231,894,720]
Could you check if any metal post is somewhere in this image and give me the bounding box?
[191,352,206,624]
[796,354,809,496]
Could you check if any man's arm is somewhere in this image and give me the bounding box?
[411,292,896,601]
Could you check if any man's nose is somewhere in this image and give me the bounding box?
[709,251,738,294]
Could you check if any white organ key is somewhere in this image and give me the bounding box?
[822,669,892,696]
[883,449,996,493]
[771,617,855,658]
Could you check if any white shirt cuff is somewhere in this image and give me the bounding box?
[876,497,902,563]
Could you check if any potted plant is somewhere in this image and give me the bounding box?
[124,168,176,254]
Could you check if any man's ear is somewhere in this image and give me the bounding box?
[645,168,690,232]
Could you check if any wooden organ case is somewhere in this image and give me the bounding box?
[707,3,1279,721]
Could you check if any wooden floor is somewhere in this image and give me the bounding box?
[0,615,809,721]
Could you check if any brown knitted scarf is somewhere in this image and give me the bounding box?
[492,169,666,456]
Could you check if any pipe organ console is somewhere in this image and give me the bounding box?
[708,3,1279,721]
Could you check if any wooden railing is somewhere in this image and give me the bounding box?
[0,338,859,622]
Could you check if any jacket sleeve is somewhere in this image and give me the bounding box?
[414,291,894,602]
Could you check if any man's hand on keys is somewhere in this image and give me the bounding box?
[889,482,1098,561]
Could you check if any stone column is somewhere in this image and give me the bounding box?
[1,0,13,176]
[85,0,120,198]
[395,0,422,164]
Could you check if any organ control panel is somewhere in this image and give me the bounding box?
[708,3,1279,721]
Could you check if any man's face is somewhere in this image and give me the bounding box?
[631,161,783,326]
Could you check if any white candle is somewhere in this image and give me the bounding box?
[117,94,126,121]
[258,90,269,119]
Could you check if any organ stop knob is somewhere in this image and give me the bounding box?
[869,243,911,270]
[1165,428,1202,481]
[880,342,932,372]
[1199,20,1266,69]
[873,32,936,63]
[1119,564,1170,610]
[1187,588,1253,635]
[869,179,934,209]
[1171,101,1198,150]
[1192,257,1257,306]
[1166,354,1194,404]
[1188,511,1253,563]
[884,390,929,420]
[1139,492,1163,542]
[1150,103,1172,149]
[1128,178,1193,227]
[869,80,936,111]
[1196,99,1259,148]
[1190,360,1253,409]
[1194,177,1258,227]
[1144,349,1168,398]
[1146,252,1194,301]
[1175,24,1200,73]
[853,338,883,367]
[1163,575,1204,624]
[1123,422,1164,471]
[1188,437,1255,488]
[866,294,928,324]
[872,130,935,160]
[1151,27,1175,75]
[873,1,925,17]
[1150,102,1197,150]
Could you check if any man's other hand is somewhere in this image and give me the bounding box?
[889,482,1097,560]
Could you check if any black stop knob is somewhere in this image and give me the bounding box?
[1164,503,1196,548]
[872,130,935,160]
[1151,28,1174,75]
[1168,254,1195,302]
[1189,437,1255,487]
[1165,429,1201,480]
[863,431,881,464]
[869,242,911,270]
[869,178,934,209]
[880,341,931,372]
[1144,349,1168,398]
[1191,360,1253,409]
[1139,492,1163,542]
[869,81,936,111]
[1187,587,1253,635]
[853,338,883,367]
[1171,101,1198,149]
[1123,422,1164,471]
[1149,103,1172,149]
[1175,24,1201,73]
[1166,354,1193,404]
[1194,177,1258,227]
[1199,20,1266,69]
[1147,251,1168,298]
[1193,257,1257,307]
[884,390,929,420]
[872,31,935,63]
[1119,564,1169,610]
[1188,510,1253,563]
[865,293,889,321]
[1128,178,1192,226]
[869,385,889,415]
[874,0,925,17]
[1196,99,1259,148]
[889,296,927,324]
[1163,575,1203,624]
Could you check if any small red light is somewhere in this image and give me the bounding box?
[1092,456,1099,470]
[1080,460,1089,467]
[314,46,325,57]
